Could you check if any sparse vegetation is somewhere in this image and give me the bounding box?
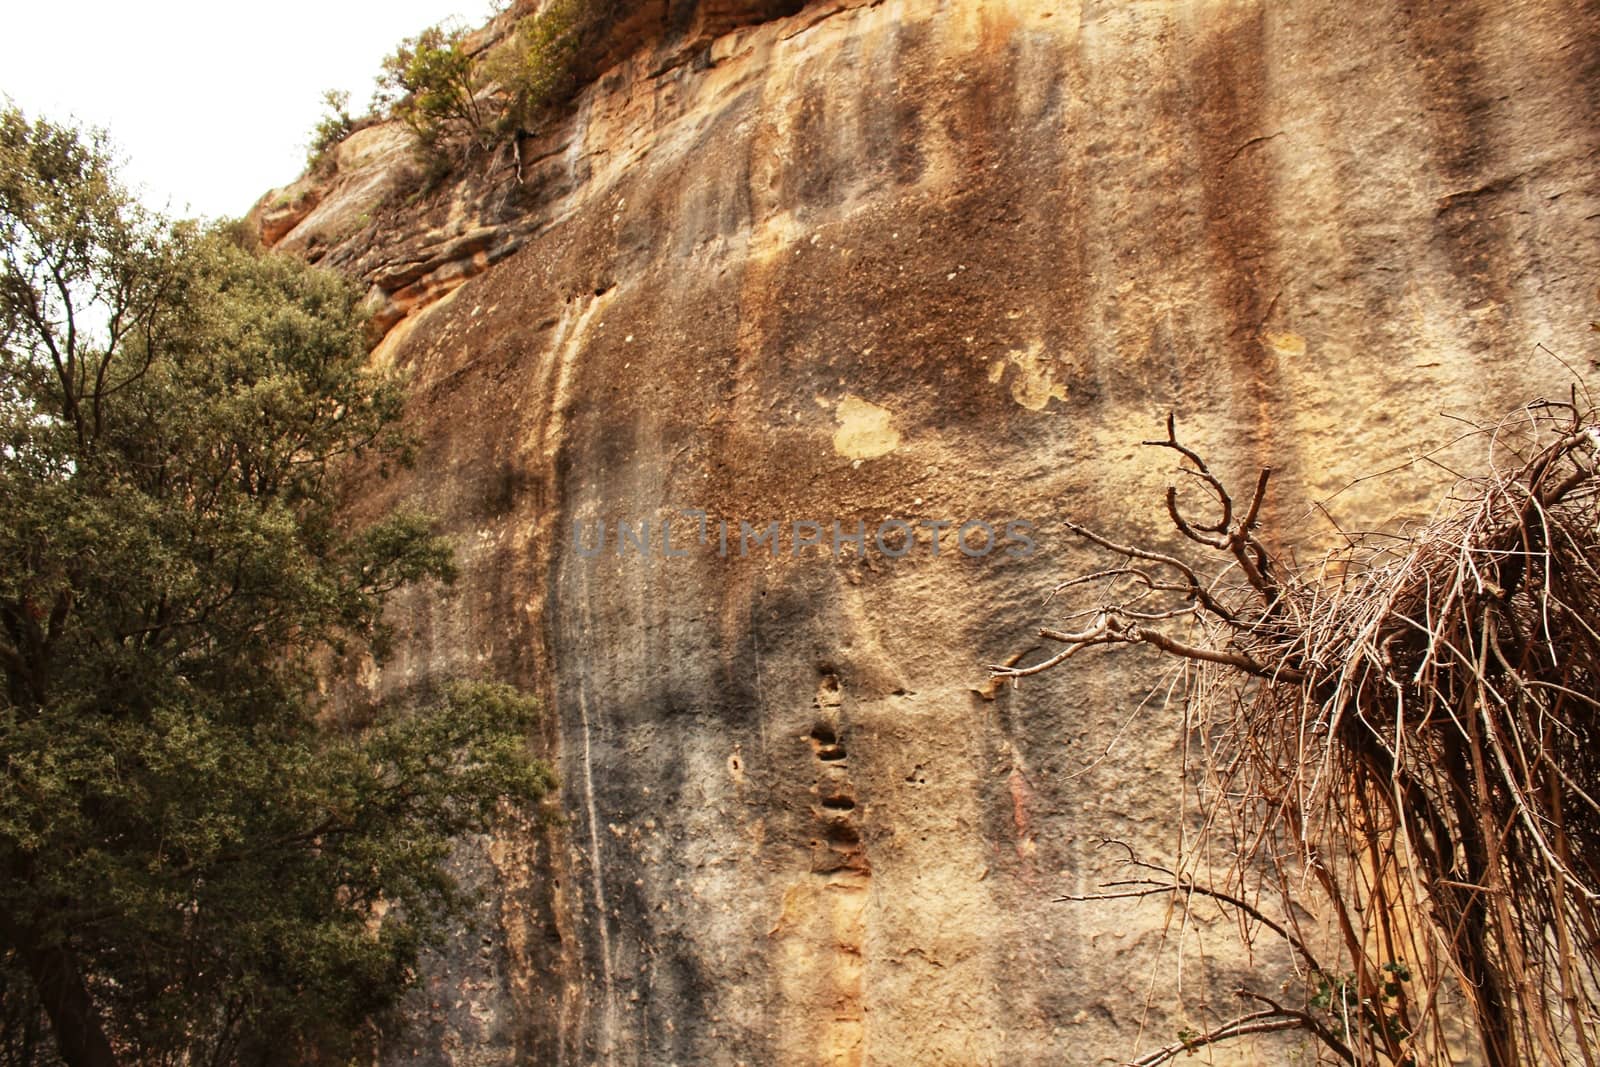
[372,1,608,181]
[306,88,356,169]
[375,23,496,155]
[486,0,585,130]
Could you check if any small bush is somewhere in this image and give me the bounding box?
[375,23,495,154]
[486,0,585,129]
[369,1,621,180]
[307,89,356,169]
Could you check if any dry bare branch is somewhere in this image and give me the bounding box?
[1000,400,1600,1067]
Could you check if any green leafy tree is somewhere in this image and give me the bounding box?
[486,0,584,129]
[371,2,602,180]
[0,108,554,1066]
[375,24,495,155]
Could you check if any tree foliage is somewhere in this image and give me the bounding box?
[372,1,594,173]
[0,108,554,1066]
[306,89,356,170]
[486,0,585,130]
[375,23,496,155]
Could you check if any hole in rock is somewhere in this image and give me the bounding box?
[817,744,847,762]
[825,820,860,845]
[810,724,837,745]
[821,795,856,812]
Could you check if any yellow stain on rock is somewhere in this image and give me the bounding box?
[368,283,465,370]
[992,342,1069,410]
[1262,329,1307,357]
[772,871,870,1067]
[832,395,901,459]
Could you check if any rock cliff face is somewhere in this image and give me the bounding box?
[254,0,1600,1062]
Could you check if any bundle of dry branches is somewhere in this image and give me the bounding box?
[995,395,1600,1066]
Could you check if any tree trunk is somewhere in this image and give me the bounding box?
[0,911,118,1067]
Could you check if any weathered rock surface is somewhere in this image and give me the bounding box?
[254,0,1600,1062]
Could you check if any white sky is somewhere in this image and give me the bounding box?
[2,1,501,221]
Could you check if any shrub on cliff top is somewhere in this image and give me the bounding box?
[373,0,611,180]
[485,0,586,128]
[375,22,497,155]
[306,88,356,169]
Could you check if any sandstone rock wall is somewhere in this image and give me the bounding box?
[256,0,1600,1062]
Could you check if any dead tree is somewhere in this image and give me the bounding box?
[994,397,1600,1067]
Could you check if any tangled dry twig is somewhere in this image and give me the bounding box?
[996,395,1600,1066]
